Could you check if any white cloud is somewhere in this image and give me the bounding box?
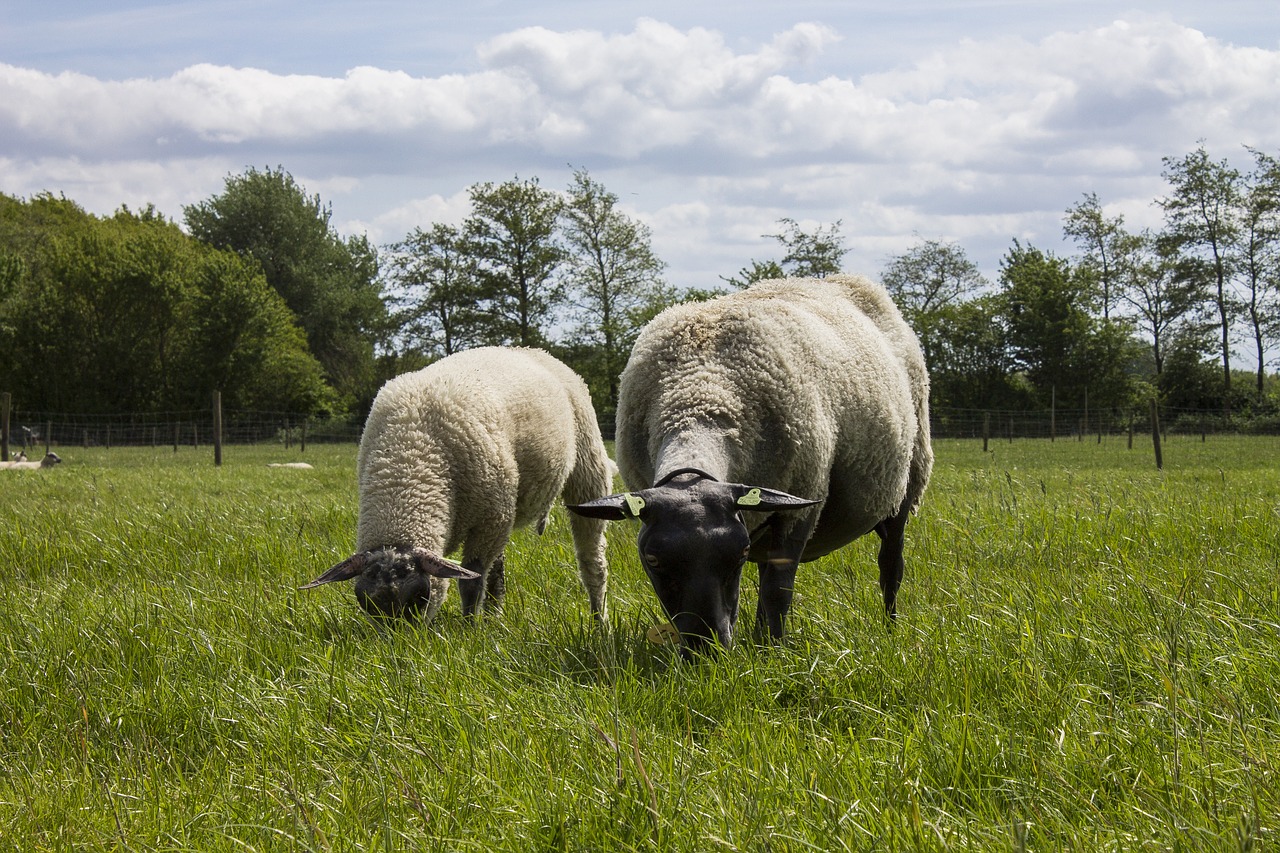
[1,15,1278,297]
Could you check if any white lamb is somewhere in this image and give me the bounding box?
[569,274,932,651]
[1,451,62,470]
[303,346,612,623]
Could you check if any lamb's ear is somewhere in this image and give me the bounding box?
[301,552,369,589]
[567,492,645,520]
[733,485,820,512]
[409,548,480,580]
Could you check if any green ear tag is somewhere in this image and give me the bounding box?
[737,488,762,507]
[624,493,646,517]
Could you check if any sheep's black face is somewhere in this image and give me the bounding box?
[568,471,817,653]
[353,551,435,619]
[301,546,479,621]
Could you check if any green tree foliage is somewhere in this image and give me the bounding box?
[722,218,847,288]
[0,193,330,414]
[560,169,672,416]
[1239,148,1280,398]
[928,295,1033,411]
[881,238,988,371]
[384,222,482,359]
[184,166,386,410]
[1063,192,1129,321]
[465,177,565,346]
[1117,230,1209,377]
[999,241,1137,411]
[1159,146,1242,395]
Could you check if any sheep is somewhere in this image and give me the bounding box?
[267,462,314,469]
[1,451,62,470]
[303,346,613,623]
[569,274,932,652]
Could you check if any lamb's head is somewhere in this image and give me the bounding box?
[569,469,816,653]
[302,547,479,619]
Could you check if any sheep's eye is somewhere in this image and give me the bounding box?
[643,552,661,569]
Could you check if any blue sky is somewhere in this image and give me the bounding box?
[3,1,1279,365]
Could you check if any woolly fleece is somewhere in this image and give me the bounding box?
[614,274,932,560]
[356,346,612,620]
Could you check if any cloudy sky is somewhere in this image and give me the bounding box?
[3,1,1279,307]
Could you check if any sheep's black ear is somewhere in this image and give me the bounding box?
[567,493,644,520]
[301,553,369,589]
[409,548,479,580]
[733,485,820,511]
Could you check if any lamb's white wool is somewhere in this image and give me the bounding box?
[1,452,61,470]
[309,346,612,623]
[579,274,932,647]
[267,462,313,469]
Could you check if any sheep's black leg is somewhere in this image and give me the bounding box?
[753,557,799,642]
[458,558,486,616]
[874,509,908,619]
[485,556,506,614]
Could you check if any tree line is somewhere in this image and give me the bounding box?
[1,145,1276,432]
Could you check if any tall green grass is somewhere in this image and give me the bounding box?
[1,437,1277,851]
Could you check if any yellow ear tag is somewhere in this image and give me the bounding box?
[624,493,646,517]
[737,488,762,507]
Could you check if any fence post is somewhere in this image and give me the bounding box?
[1,391,9,462]
[213,390,223,467]
[301,419,308,453]
[174,422,180,453]
[1050,385,1056,442]
[1150,399,1163,470]
[45,420,51,453]
[982,411,990,453]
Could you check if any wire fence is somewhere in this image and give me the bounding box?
[3,390,1276,461]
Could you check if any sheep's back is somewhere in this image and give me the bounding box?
[617,275,928,536]
[355,347,592,554]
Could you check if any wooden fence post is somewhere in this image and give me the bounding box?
[213,391,223,467]
[1150,399,1163,470]
[982,411,990,453]
[45,420,51,454]
[1050,385,1056,442]
[1,391,9,462]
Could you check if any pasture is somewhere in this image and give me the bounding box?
[1,437,1277,851]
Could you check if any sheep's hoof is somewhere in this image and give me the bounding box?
[646,623,679,646]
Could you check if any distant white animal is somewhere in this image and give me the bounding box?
[303,346,613,623]
[267,462,314,469]
[1,451,62,470]
[570,274,933,652]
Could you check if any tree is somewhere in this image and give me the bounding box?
[560,169,671,415]
[1239,148,1280,398]
[465,177,565,346]
[999,241,1136,411]
[722,218,847,287]
[184,166,386,410]
[1118,230,1209,377]
[0,192,329,414]
[1063,193,1127,320]
[1159,145,1241,397]
[928,295,1031,411]
[385,223,482,359]
[881,238,988,370]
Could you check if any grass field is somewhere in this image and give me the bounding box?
[1,435,1277,851]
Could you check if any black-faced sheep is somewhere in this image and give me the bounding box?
[304,346,613,622]
[1,451,62,470]
[569,275,932,652]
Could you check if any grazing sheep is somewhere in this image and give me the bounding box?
[267,462,314,469]
[569,274,932,652]
[1,451,62,470]
[303,346,613,623]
